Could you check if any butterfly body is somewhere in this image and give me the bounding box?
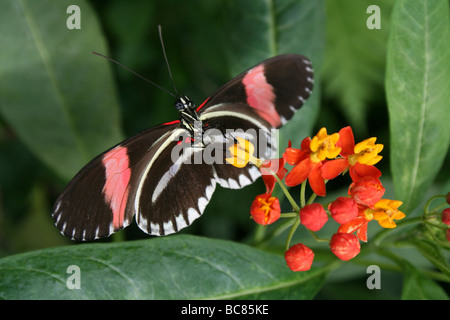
[52,54,313,240]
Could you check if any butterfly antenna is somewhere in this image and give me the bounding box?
[92,51,176,98]
[158,25,179,97]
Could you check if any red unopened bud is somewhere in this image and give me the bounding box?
[329,233,360,261]
[250,194,280,226]
[300,203,328,231]
[348,176,385,206]
[446,192,450,205]
[442,208,450,226]
[446,229,450,242]
[285,243,314,272]
[329,197,359,224]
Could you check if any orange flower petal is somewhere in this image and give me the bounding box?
[308,163,326,196]
[285,158,312,187]
[337,126,355,157]
[321,158,349,180]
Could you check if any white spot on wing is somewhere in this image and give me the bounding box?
[238,174,251,187]
[198,197,208,213]
[249,166,261,181]
[54,201,61,213]
[187,208,200,224]
[228,178,240,189]
[163,221,175,235]
[205,182,215,200]
[218,178,229,188]
[175,213,188,231]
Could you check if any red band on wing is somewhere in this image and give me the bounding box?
[196,97,211,112]
[102,146,131,229]
[242,65,280,127]
[163,120,180,125]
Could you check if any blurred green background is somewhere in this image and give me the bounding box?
[0,0,448,299]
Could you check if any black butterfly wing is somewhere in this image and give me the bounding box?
[53,54,314,240]
[52,123,180,240]
[198,54,314,128]
[198,54,314,189]
[128,131,218,236]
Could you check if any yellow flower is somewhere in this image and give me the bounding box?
[225,137,262,168]
[309,127,341,162]
[350,137,384,166]
[372,199,405,228]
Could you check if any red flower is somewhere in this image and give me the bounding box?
[283,138,320,192]
[321,126,382,182]
[250,194,280,225]
[260,158,287,194]
[284,127,340,196]
[348,176,385,207]
[338,205,374,242]
[300,203,328,231]
[285,243,314,271]
[329,197,359,224]
[329,233,361,261]
[442,208,450,226]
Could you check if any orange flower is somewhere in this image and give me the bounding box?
[250,194,280,225]
[329,197,359,224]
[321,126,382,182]
[300,203,328,231]
[372,199,405,228]
[285,243,315,272]
[329,233,360,261]
[348,176,385,207]
[225,137,261,168]
[338,205,374,242]
[284,128,340,196]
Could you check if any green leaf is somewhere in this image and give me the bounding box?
[408,238,450,279]
[322,0,393,134]
[401,261,448,300]
[385,0,450,212]
[222,0,326,143]
[0,0,123,180]
[0,235,327,299]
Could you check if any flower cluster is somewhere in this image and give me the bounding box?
[227,126,407,272]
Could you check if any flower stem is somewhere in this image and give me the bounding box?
[285,217,301,251]
[300,180,306,208]
[267,167,300,212]
[308,230,330,243]
[280,212,298,218]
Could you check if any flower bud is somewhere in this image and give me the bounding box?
[329,233,360,261]
[285,243,314,272]
[442,208,450,226]
[300,203,328,231]
[250,194,280,226]
[329,197,359,224]
[348,176,385,206]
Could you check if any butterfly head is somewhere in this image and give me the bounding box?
[174,95,195,111]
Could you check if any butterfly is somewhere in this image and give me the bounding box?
[52,53,314,241]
